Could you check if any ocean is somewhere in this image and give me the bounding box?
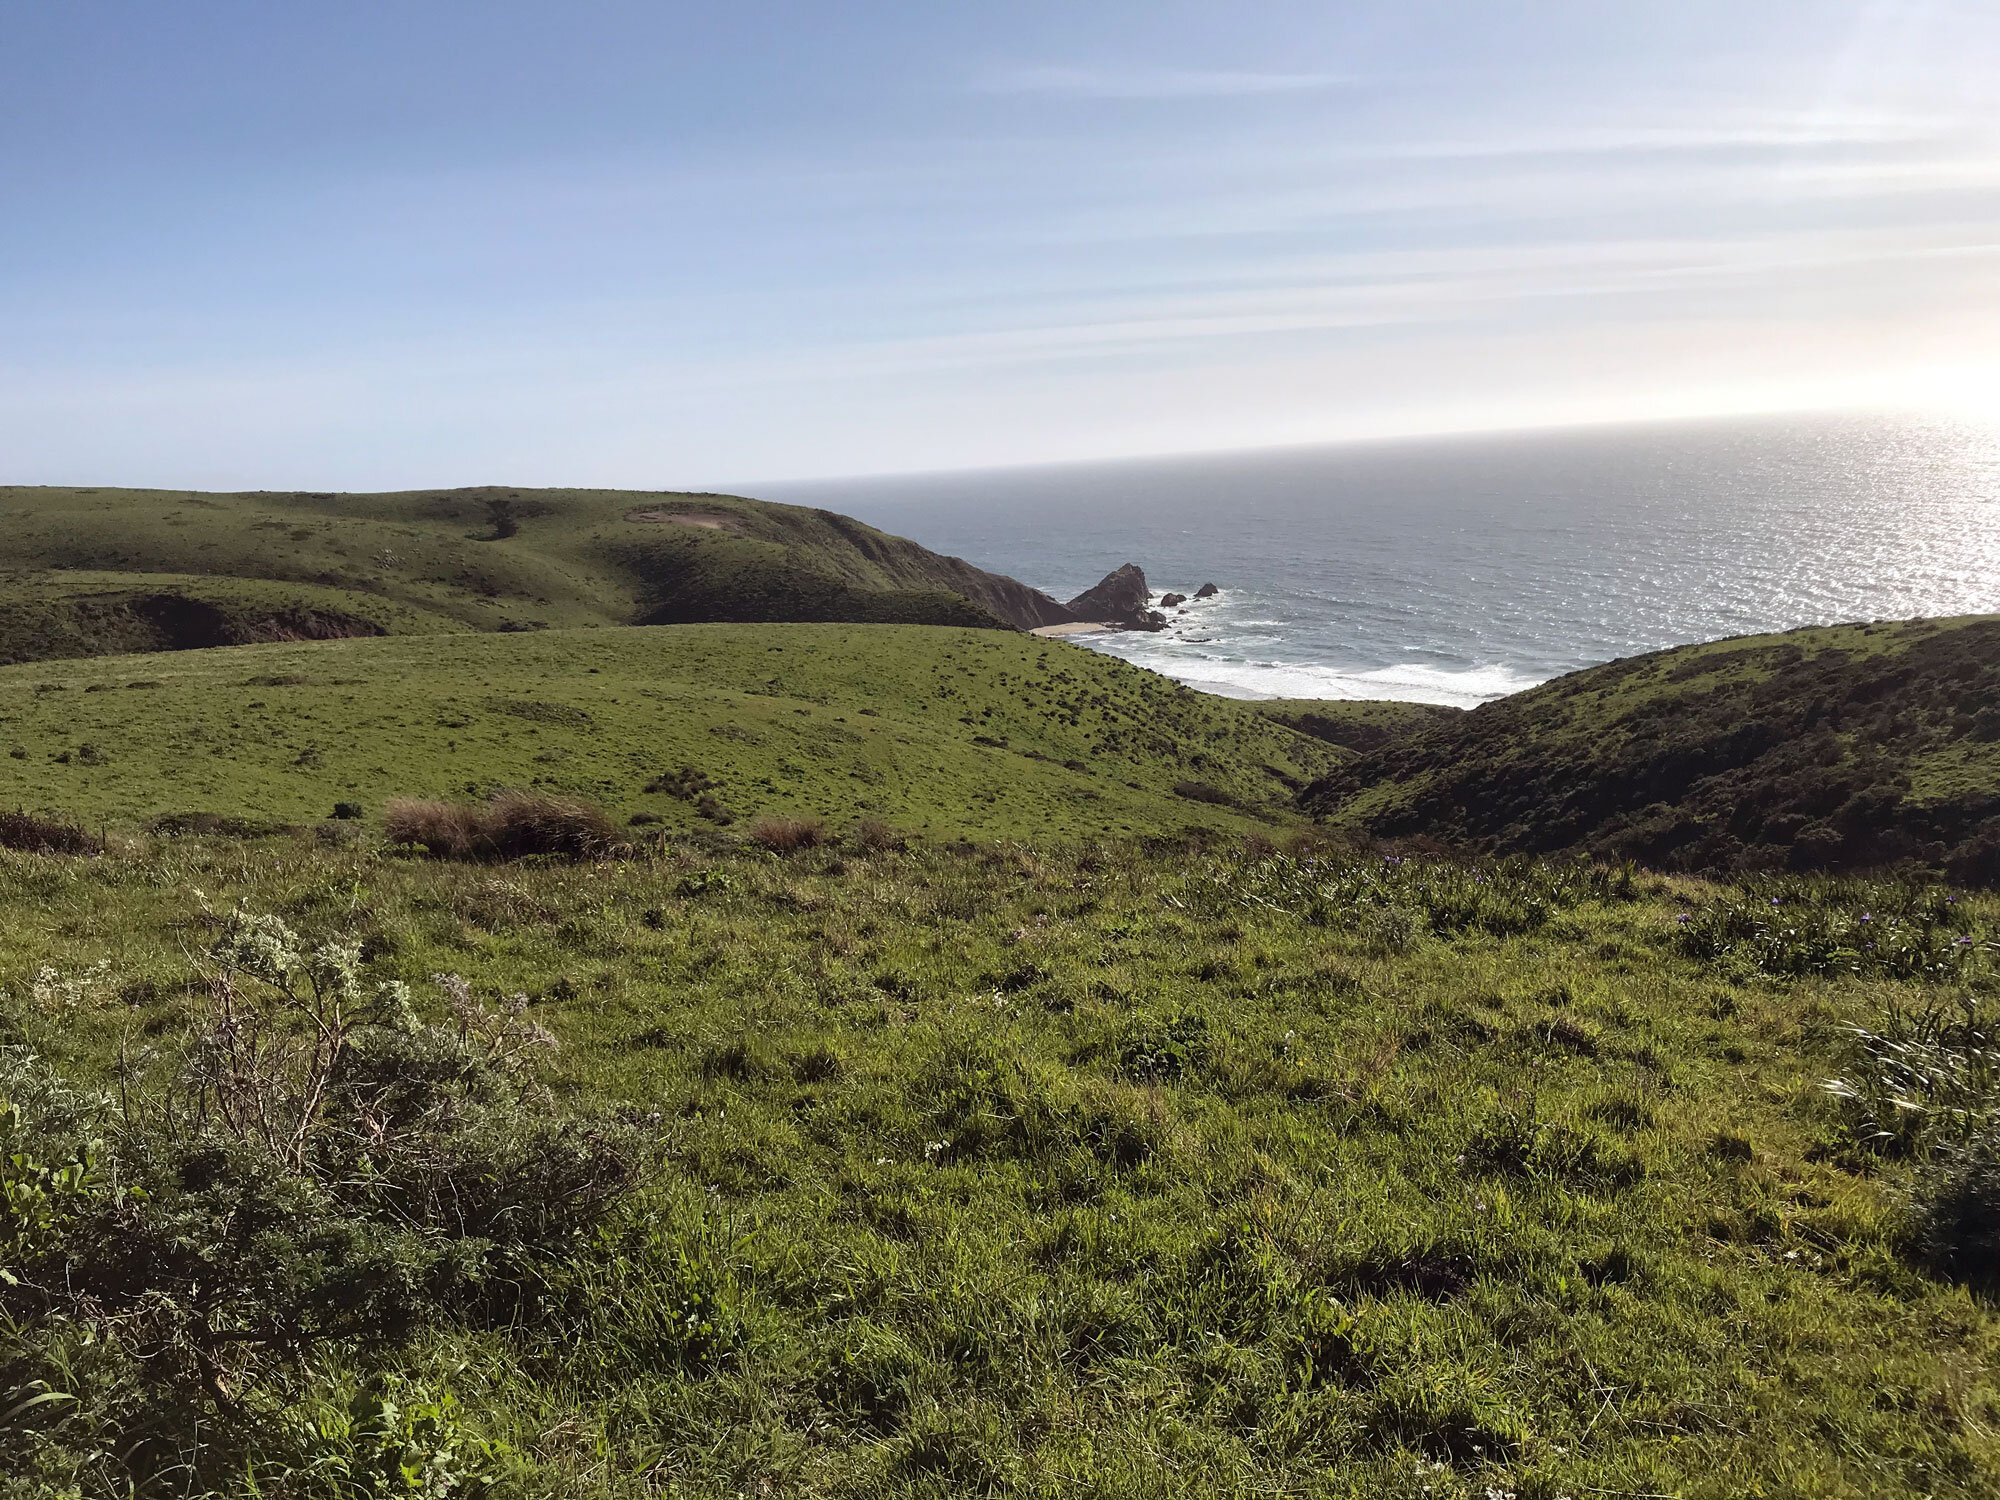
[759,412,2000,708]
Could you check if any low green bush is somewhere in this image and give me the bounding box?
[0,910,651,1483]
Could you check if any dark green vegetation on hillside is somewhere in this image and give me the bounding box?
[0,625,1339,840]
[0,571,468,666]
[1306,615,2000,884]
[0,486,1074,664]
[3,835,1997,1497]
[1251,698,1462,754]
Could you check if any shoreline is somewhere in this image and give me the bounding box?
[1028,621,1118,638]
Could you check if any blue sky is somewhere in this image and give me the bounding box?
[4,1,1998,487]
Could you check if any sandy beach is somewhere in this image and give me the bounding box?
[1029,621,1116,638]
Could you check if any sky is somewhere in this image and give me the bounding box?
[4,1,1999,488]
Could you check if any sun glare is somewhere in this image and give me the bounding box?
[1884,361,2000,431]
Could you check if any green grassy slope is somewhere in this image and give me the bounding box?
[0,570,471,665]
[1304,615,2000,881]
[0,486,1075,661]
[5,840,1997,1495]
[1250,697,1462,752]
[0,624,1338,839]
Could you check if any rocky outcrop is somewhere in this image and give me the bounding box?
[1159,592,1187,609]
[1195,582,1219,599]
[1066,564,1167,631]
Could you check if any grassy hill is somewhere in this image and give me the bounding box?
[0,486,1077,664]
[1250,697,1462,752]
[0,624,1340,840]
[1304,615,2000,882]
[0,569,472,665]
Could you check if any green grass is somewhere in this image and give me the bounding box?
[0,569,472,665]
[1249,699,1462,753]
[1306,615,2000,881]
[0,624,1340,840]
[0,486,1074,663]
[4,834,1997,1496]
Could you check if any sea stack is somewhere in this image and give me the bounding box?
[1159,592,1187,608]
[1194,582,1219,599]
[1066,564,1168,631]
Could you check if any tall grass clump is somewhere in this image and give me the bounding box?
[384,789,621,860]
[0,809,101,856]
[750,815,827,854]
[1829,992,2000,1287]
[851,817,907,852]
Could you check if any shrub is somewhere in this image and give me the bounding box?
[0,911,652,1425]
[0,810,101,856]
[645,765,714,800]
[384,791,621,861]
[751,815,827,854]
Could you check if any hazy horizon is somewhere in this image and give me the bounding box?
[6,2,1999,489]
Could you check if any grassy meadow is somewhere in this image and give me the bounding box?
[3,829,1997,1497]
[0,624,1339,841]
[0,569,1996,1497]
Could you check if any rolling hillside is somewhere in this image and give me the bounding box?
[1249,697,1462,752]
[0,623,1340,839]
[1304,614,2000,881]
[0,486,1078,664]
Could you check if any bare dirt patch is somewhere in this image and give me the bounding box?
[623,508,747,532]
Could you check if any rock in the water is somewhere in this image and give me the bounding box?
[1159,592,1187,609]
[1066,564,1167,630]
[1194,582,1219,599]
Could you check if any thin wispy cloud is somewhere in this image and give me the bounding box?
[977,64,1352,100]
[1375,113,1956,160]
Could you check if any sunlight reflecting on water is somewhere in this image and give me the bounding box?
[768,412,2000,705]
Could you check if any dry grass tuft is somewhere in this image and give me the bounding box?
[751,815,827,854]
[851,817,907,853]
[384,790,622,861]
